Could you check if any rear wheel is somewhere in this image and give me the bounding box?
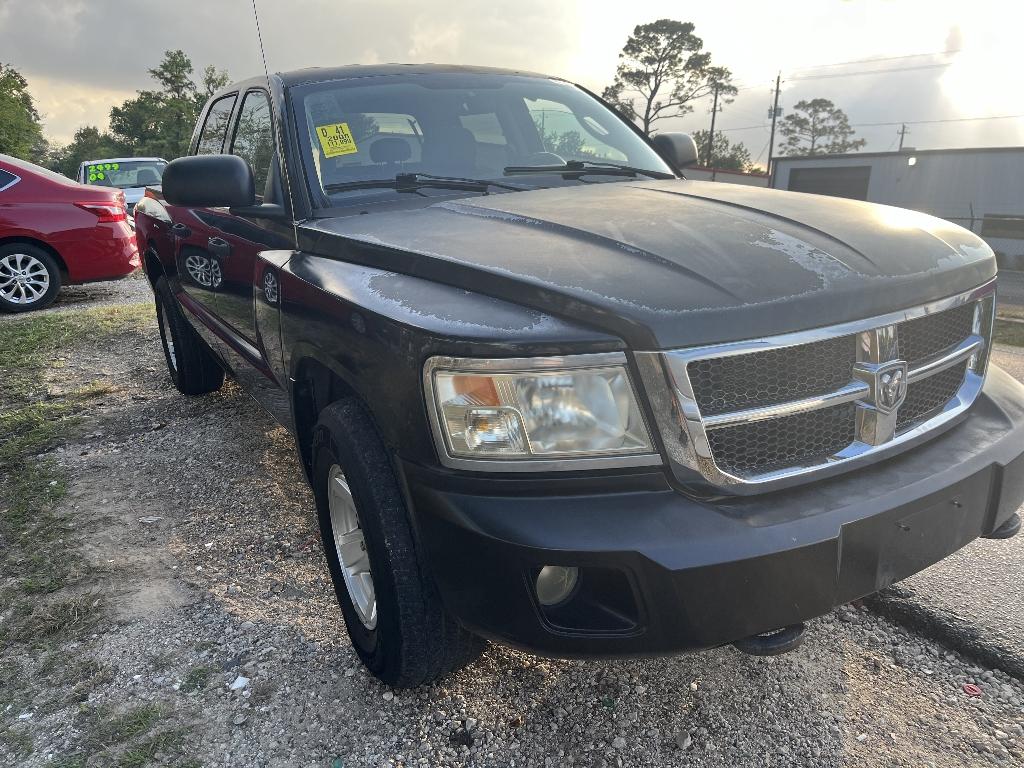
[154,276,224,395]
[313,398,485,687]
[0,244,61,313]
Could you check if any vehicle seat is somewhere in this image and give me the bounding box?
[421,127,477,176]
[136,168,161,186]
[370,137,412,173]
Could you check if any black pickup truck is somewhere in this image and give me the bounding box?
[135,64,1024,688]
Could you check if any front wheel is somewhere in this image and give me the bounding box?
[313,398,485,687]
[0,244,61,313]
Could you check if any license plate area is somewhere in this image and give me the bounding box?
[876,472,991,589]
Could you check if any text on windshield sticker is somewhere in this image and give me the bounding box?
[315,123,358,158]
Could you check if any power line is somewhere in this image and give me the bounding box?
[851,113,1024,128]
[713,112,1024,135]
[788,62,952,81]
[788,48,962,73]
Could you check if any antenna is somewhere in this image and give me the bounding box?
[250,0,299,232]
[251,0,271,80]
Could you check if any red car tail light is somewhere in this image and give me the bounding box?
[75,199,128,223]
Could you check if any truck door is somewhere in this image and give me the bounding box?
[210,88,281,348]
[171,92,237,318]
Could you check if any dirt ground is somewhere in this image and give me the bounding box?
[1,284,1023,768]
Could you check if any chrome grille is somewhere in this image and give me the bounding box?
[897,361,969,430]
[707,403,856,476]
[689,335,857,416]
[644,282,996,493]
[897,303,975,364]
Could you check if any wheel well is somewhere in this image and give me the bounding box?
[292,358,360,478]
[143,245,164,287]
[0,236,69,278]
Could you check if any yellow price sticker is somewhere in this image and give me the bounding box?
[316,122,359,158]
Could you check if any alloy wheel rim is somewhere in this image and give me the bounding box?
[328,465,377,629]
[0,253,50,305]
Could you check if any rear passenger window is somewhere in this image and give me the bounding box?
[230,91,274,197]
[0,168,17,191]
[196,95,237,155]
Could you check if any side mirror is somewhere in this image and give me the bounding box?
[162,154,255,208]
[652,133,699,169]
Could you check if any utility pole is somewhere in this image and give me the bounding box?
[767,72,782,181]
[708,83,720,181]
[897,123,909,151]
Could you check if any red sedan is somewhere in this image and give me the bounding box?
[0,154,140,312]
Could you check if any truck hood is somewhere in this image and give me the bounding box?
[302,179,995,349]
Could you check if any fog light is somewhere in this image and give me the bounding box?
[535,565,579,606]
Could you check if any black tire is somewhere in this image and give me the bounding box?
[313,398,485,687]
[154,276,224,395]
[0,243,61,313]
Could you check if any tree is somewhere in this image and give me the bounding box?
[0,63,47,162]
[48,126,128,177]
[779,98,866,156]
[691,129,753,171]
[601,19,737,135]
[110,50,228,160]
[198,65,230,103]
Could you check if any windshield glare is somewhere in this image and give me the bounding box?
[83,160,166,189]
[290,74,673,204]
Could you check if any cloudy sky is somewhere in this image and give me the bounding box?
[2,0,1022,161]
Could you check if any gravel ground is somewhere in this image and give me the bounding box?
[869,346,1024,679]
[32,272,152,316]
[2,286,1024,767]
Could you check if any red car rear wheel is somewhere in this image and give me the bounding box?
[0,243,61,313]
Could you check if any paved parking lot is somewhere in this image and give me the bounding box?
[1,281,1023,767]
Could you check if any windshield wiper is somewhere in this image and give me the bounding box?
[503,160,673,179]
[323,173,527,195]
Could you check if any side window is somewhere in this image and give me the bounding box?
[195,95,237,155]
[0,168,18,192]
[231,91,275,196]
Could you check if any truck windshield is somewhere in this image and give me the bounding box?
[83,160,167,189]
[289,73,674,206]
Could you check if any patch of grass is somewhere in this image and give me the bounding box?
[1,594,103,648]
[149,651,176,672]
[180,664,212,693]
[73,705,195,767]
[80,703,161,753]
[0,302,152,643]
[994,318,1024,347]
[1,727,33,757]
[49,756,86,768]
[997,304,1024,321]
[117,728,186,768]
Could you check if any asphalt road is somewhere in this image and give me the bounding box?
[870,344,1024,679]
[999,270,1024,310]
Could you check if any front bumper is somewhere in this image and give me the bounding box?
[405,366,1024,657]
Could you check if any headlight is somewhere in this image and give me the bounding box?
[424,353,658,470]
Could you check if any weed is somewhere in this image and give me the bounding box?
[180,665,212,693]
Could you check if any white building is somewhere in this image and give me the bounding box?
[771,147,1024,269]
[685,165,770,188]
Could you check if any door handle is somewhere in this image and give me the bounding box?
[170,222,191,238]
[208,237,231,259]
